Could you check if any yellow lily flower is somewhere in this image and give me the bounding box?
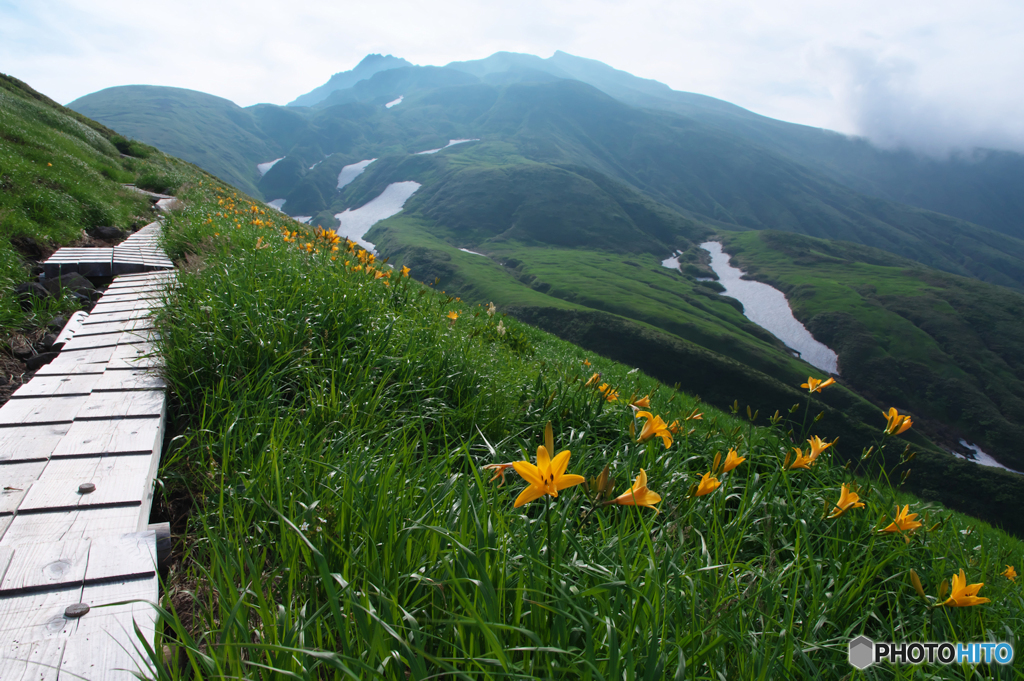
[827,483,865,518]
[801,376,836,393]
[1001,565,1018,582]
[446,311,459,321]
[785,447,818,470]
[941,569,990,607]
[807,435,833,458]
[630,395,651,409]
[694,471,721,497]
[635,411,673,448]
[610,469,662,511]
[881,505,923,534]
[882,407,913,435]
[584,372,601,388]
[401,265,411,277]
[722,448,746,473]
[481,462,517,486]
[512,423,585,507]
[598,383,619,402]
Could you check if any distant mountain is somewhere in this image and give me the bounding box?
[287,54,413,107]
[69,85,280,197]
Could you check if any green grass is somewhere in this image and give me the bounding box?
[149,181,1024,680]
[0,72,205,333]
[723,230,1024,473]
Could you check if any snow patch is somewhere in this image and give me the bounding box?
[701,241,839,375]
[415,139,480,155]
[337,159,376,190]
[385,95,404,108]
[459,248,486,256]
[954,440,1023,475]
[257,157,285,177]
[294,216,313,224]
[266,198,286,211]
[334,181,420,254]
[660,251,682,271]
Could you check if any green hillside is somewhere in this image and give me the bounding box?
[0,73,202,332]
[68,85,281,197]
[60,66,1024,534]
[723,230,1024,472]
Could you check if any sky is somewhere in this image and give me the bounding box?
[2,0,1023,156]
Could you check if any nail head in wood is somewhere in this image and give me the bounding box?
[65,603,90,618]
[78,482,96,494]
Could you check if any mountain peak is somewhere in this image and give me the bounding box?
[288,54,413,107]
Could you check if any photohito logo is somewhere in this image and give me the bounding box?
[849,636,1015,669]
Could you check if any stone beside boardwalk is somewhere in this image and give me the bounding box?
[1,222,176,679]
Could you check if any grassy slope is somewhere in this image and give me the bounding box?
[152,180,1024,679]
[722,230,1024,471]
[0,73,202,331]
[68,85,280,198]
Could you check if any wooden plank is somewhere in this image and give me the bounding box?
[0,396,87,426]
[106,345,161,370]
[92,370,166,392]
[60,576,158,679]
[0,540,91,593]
[117,329,159,345]
[30,363,106,378]
[76,391,165,421]
[94,291,164,304]
[10,376,100,399]
[59,332,122,352]
[84,532,156,583]
[0,424,73,463]
[0,517,10,543]
[0,507,140,546]
[18,474,146,513]
[38,454,152,482]
[0,585,83,639]
[0,547,12,583]
[0,461,46,493]
[50,417,161,458]
[76,309,149,326]
[52,311,89,349]
[44,346,116,368]
[1,486,28,515]
[0,638,66,681]
[71,319,151,337]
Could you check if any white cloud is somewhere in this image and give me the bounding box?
[2,0,1022,154]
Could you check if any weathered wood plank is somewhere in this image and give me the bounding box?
[0,540,91,593]
[0,506,140,546]
[19,474,146,513]
[0,638,66,681]
[95,291,164,304]
[71,319,152,337]
[0,461,46,494]
[75,391,165,421]
[52,311,89,351]
[92,370,166,392]
[84,532,156,583]
[0,396,87,426]
[59,333,122,352]
[0,547,12,583]
[10,375,100,398]
[0,585,83,641]
[0,517,10,542]
[0,424,73,463]
[37,454,153,483]
[50,417,161,458]
[1,487,28,515]
[116,329,159,345]
[106,343,161,370]
[43,346,116,370]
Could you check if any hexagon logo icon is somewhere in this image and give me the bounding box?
[849,636,875,670]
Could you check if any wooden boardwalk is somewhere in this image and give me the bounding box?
[1,225,176,679]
